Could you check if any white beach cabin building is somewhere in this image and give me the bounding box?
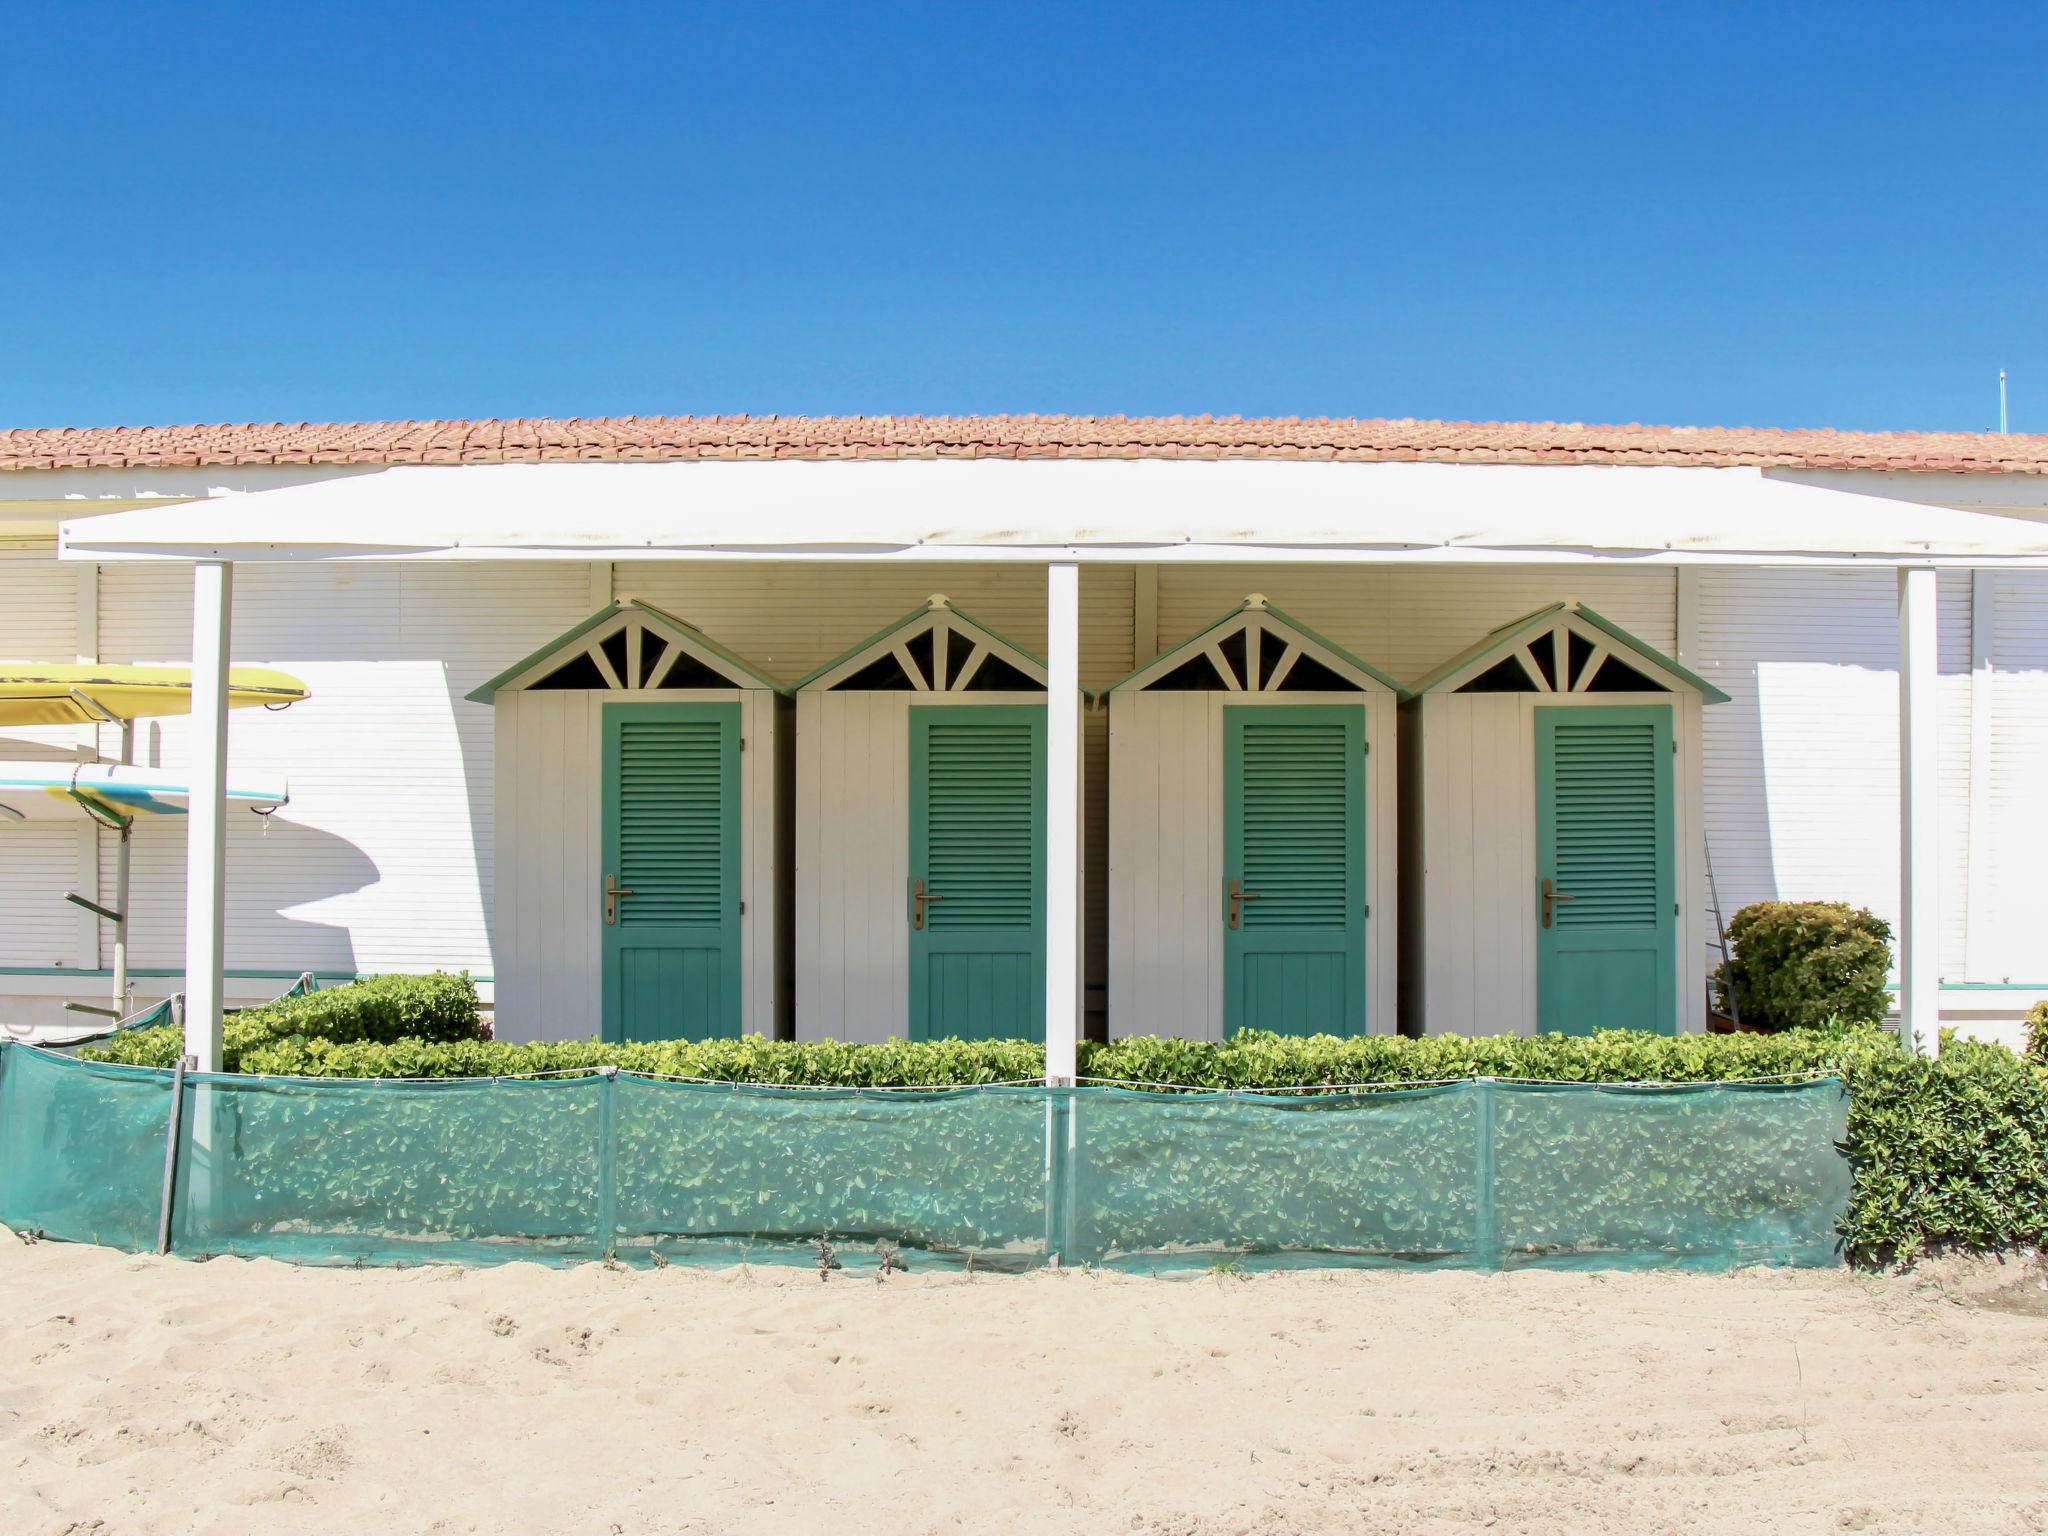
[1105,596,1406,1038]
[790,596,1070,1043]
[1397,601,1728,1037]
[5,416,2048,1068]
[468,598,790,1043]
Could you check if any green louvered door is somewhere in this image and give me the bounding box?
[909,705,1046,1041]
[1223,705,1366,1036]
[1536,705,1676,1035]
[601,702,742,1041]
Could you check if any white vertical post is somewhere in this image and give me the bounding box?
[185,560,233,1072]
[1897,565,1941,1058]
[1045,560,1081,1085]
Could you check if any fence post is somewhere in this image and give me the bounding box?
[156,1055,191,1256]
[595,1066,619,1258]
[1043,1088,1077,1268]
[1473,1077,1499,1270]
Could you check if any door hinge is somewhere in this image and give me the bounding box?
[740,736,747,751]
[1363,740,1370,755]
[740,899,747,915]
[1675,902,1681,916]
[1364,903,1371,919]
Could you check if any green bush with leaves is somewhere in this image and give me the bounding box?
[2025,1001,2047,1065]
[1715,901,1893,1031]
[218,1023,1864,1084]
[1841,1036,2048,1264]
[80,972,483,1072]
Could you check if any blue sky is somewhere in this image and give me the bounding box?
[2,2,2039,432]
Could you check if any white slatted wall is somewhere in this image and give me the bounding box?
[1694,569,1974,977]
[0,548,94,970]
[1983,573,2048,980]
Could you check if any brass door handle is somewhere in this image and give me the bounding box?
[1542,877,1575,929]
[911,877,945,930]
[1227,878,1261,930]
[604,872,637,925]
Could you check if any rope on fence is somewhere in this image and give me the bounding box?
[1072,1069,1840,1093]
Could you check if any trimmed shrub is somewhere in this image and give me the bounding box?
[1716,901,1893,1031]
[2026,1001,2047,1065]
[1841,1036,2048,1264]
[81,972,483,1072]
[236,1032,1045,1085]
[221,1026,1867,1086]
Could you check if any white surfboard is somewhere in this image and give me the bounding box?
[0,761,288,823]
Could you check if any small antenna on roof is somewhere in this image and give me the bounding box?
[1999,370,2009,434]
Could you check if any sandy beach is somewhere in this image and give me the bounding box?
[2,1235,2044,1536]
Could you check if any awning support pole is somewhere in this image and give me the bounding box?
[1898,566,1941,1058]
[185,560,232,1073]
[1045,560,1080,1088]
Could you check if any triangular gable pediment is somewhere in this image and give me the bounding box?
[791,596,1052,694]
[1107,596,1409,698]
[467,599,780,702]
[1410,601,1729,702]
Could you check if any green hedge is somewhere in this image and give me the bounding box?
[80,972,483,1072]
[1840,1037,2048,1263]
[1715,900,1893,1030]
[2026,1001,2047,1065]
[221,1025,1858,1085]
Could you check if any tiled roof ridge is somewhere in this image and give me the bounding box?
[4,412,2045,474]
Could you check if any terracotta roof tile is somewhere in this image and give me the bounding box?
[2,414,2045,474]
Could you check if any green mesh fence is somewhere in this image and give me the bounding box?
[0,1044,173,1251]
[0,1043,1850,1271]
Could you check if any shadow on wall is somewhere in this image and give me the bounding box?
[94,560,605,982]
[113,810,378,977]
[0,807,378,1028]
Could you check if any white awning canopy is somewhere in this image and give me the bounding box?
[57,459,2048,565]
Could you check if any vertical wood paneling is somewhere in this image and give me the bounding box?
[1438,695,1469,1031]
[1163,695,1192,1026]
[794,691,823,1030]
[1678,691,1707,1026]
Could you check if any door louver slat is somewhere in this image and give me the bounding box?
[1551,720,1658,930]
[617,718,727,926]
[1240,720,1350,930]
[926,720,1035,930]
